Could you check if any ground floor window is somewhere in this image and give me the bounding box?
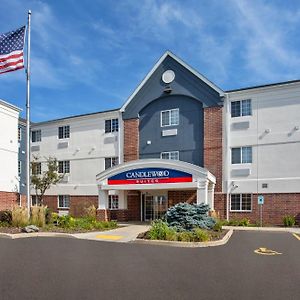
[31,195,41,206]
[108,195,119,209]
[58,195,70,209]
[230,194,252,212]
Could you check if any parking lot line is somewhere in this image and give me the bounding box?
[292,233,300,241]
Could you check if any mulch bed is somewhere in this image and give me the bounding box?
[137,229,228,241]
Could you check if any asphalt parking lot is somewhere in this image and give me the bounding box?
[0,231,299,300]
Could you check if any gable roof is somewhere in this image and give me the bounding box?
[120,51,224,112]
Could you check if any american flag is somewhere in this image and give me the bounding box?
[0,26,26,74]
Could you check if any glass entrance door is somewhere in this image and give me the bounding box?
[143,194,168,221]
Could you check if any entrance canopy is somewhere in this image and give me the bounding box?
[96,159,216,209]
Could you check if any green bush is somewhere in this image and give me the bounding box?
[213,221,223,232]
[193,228,210,242]
[283,215,295,227]
[177,231,194,242]
[148,220,177,240]
[45,208,53,224]
[0,210,12,225]
[239,218,250,227]
[165,202,216,231]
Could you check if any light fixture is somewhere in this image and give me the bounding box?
[294,126,299,131]
[146,140,151,145]
[265,129,271,134]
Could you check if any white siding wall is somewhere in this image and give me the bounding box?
[225,83,300,194]
[0,101,20,193]
[31,111,120,196]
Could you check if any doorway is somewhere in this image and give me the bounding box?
[141,192,168,221]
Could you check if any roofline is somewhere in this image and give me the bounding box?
[32,108,120,126]
[226,79,300,93]
[120,51,224,112]
[0,99,21,112]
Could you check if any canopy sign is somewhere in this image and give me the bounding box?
[108,168,192,185]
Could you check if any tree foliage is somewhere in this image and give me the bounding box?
[165,202,216,231]
[31,156,64,204]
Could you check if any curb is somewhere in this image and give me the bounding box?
[132,229,233,248]
[222,226,300,234]
[0,232,77,240]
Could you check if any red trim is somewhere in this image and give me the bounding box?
[108,177,193,185]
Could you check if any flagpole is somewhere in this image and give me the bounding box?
[26,10,31,219]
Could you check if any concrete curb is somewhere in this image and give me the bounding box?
[222,226,300,234]
[0,232,77,239]
[132,229,233,248]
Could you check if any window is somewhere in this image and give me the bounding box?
[105,157,118,170]
[58,126,70,139]
[31,195,41,206]
[32,162,41,175]
[58,161,70,173]
[18,127,21,141]
[58,195,70,209]
[108,195,119,209]
[105,118,119,133]
[231,99,252,117]
[161,151,179,160]
[32,130,41,142]
[161,109,179,127]
[18,161,21,175]
[231,147,252,164]
[230,194,252,211]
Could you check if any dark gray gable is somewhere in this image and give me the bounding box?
[122,54,223,120]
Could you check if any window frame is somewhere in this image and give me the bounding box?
[31,195,41,206]
[32,129,42,142]
[105,157,119,170]
[160,151,179,160]
[32,162,42,175]
[108,195,119,210]
[58,160,70,174]
[231,99,252,118]
[58,195,70,209]
[105,118,119,133]
[231,146,252,164]
[18,161,21,175]
[160,108,179,127]
[230,194,252,212]
[58,125,70,139]
[18,127,21,141]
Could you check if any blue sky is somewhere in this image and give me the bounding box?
[0,0,299,121]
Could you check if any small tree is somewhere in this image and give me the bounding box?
[31,156,64,205]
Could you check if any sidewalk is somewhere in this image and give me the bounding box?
[73,224,150,242]
[222,226,300,234]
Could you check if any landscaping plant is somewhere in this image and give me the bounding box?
[12,207,28,227]
[165,202,216,231]
[31,205,47,227]
[283,215,295,227]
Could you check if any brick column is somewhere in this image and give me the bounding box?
[203,106,223,192]
[123,118,139,162]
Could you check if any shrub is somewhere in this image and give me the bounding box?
[177,231,194,242]
[84,205,97,220]
[148,220,177,240]
[12,207,28,227]
[45,208,53,224]
[283,215,295,227]
[193,228,210,242]
[165,202,216,231]
[31,205,47,227]
[239,218,250,227]
[0,210,12,225]
[57,215,76,228]
[213,221,223,232]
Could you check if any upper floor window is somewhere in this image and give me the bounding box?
[32,130,41,142]
[231,99,252,117]
[230,194,252,212]
[58,126,70,139]
[232,146,252,164]
[161,108,179,127]
[18,127,21,141]
[58,195,70,209]
[108,195,119,209]
[32,162,42,175]
[58,160,70,173]
[161,151,179,160]
[105,157,119,170]
[105,118,119,133]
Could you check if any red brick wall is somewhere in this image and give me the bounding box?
[168,190,196,207]
[203,106,223,192]
[124,118,139,162]
[214,193,300,225]
[0,191,19,210]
